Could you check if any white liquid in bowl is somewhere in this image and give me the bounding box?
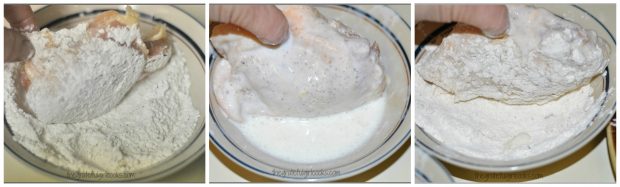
[235,96,386,163]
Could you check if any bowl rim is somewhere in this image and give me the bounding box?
[414,4,617,172]
[208,4,411,182]
[4,4,206,182]
[414,144,454,183]
[605,119,616,174]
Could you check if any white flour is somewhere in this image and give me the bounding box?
[5,34,199,172]
[415,71,603,160]
[22,23,147,124]
[416,5,610,105]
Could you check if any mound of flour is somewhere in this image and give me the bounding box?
[415,70,603,160]
[4,41,199,172]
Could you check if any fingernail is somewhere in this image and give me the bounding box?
[258,35,285,46]
[483,30,508,39]
[483,13,509,39]
[483,23,509,39]
[24,41,35,59]
[257,29,289,46]
[257,36,277,45]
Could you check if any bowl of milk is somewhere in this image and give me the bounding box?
[209,5,411,182]
[415,4,615,172]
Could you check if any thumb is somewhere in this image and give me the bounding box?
[4,5,38,31]
[416,5,509,38]
[4,28,34,63]
[210,5,289,45]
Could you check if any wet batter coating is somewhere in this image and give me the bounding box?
[211,5,385,122]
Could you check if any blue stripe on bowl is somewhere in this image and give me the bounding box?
[415,169,432,183]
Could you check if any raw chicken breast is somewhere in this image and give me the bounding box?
[17,7,172,123]
[211,5,385,122]
[416,5,610,104]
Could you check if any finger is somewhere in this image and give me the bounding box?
[210,5,289,45]
[4,28,34,62]
[4,5,38,31]
[416,5,508,38]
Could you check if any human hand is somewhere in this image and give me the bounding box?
[4,5,36,62]
[4,29,34,62]
[210,5,289,45]
[415,4,509,38]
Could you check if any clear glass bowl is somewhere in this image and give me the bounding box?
[415,4,616,172]
[4,5,206,182]
[209,5,411,182]
[415,144,453,183]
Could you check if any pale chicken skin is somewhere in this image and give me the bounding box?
[16,7,172,123]
[211,5,385,122]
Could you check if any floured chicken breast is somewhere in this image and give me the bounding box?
[416,5,610,104]
[211,5,385,122]
[17,6,172,123]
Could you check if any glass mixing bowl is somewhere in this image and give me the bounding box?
[209,5,411,182]
[4,5,205,182]
[415,144,453,183]
[415,4,616,172]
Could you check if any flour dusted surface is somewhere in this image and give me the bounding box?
[416,35,610,161]
[23,24,147,123]
[416,5,610,104]
[5,42,199,172]
[416,70,603,160]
